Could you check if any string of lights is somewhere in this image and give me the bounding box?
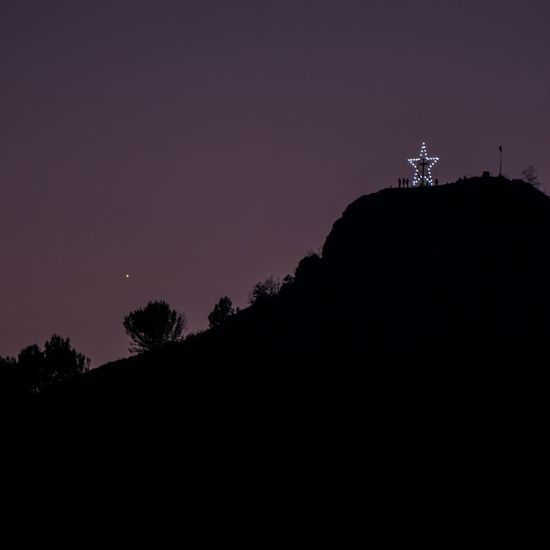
[408,142,439,186]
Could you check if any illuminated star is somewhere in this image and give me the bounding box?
[407,142,439,187]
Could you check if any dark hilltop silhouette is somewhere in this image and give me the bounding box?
[5,173,550,492]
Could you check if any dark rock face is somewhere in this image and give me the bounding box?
[324,177,550,339]
[8,175,550,489]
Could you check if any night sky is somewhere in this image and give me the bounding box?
[1,0,549,366]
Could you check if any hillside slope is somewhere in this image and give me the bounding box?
[10,174,550,486]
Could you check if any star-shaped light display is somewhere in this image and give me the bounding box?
[407,142,439,187]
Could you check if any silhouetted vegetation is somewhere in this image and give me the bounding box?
[123,300,187,353]
[0,335,89,396]
[208,296,236,328]
[0,356,18,399]
[522,165,540,188]
[248,275,282,305]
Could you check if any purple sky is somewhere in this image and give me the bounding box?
[1,0,549,366]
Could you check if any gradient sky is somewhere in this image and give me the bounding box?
[1,0,549,366]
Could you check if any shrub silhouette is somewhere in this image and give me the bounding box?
[208,296,236,328]
[248,276,282,305]
[123,300,187,354]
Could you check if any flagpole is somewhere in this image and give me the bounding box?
[499,145,503,177]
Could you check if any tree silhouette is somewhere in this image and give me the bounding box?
[522,165,539,188]
[18,344,47,393]
[208,296,236,328]
[17,335,90,393]
[0,356,16,372]
[43,335,90,384]
[249,276,282,305]
[0,356,17,399]
[123,300,187,354]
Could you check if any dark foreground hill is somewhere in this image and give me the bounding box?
[7,174,550,491]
